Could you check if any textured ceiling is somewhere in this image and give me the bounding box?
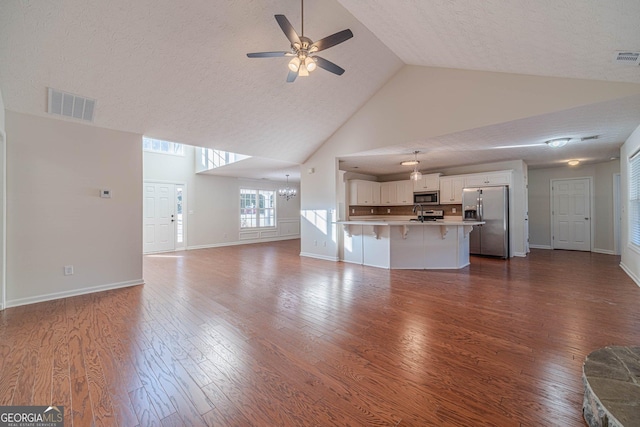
[0,0,402,175]
[337,0,640,84]
[1,0,639,181]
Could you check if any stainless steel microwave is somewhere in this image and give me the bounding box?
[414,191,439,205]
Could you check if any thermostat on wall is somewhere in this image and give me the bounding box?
[100,189,112,198]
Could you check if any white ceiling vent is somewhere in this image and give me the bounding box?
[613,51,640,66]
[47,88,96,122]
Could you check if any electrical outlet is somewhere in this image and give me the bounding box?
[387,208,391,214]
[370,208,374,214]
[64,265,74,276]
[452,207,457,213]
[351,208,355,214]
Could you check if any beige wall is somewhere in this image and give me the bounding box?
[6,111,143,306]
[528,160,620,253]
[621,125,640,285]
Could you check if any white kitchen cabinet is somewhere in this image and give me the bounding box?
[413,173,441,192]
[380,182,397,205]
[464,171,512,187]
[380,181,413,205]
[439,176,465,204]
[395,180,414,205]
[349,180,381,205]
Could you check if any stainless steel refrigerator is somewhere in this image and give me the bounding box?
[462,186,509,258]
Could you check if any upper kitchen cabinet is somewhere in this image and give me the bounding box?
[380,182,397,205]
[349,180,381,205]
[380,181,413,205]
[464,171,512,187]
[413,173,441,192]
[439,176,465,204]
[395,181,413,205]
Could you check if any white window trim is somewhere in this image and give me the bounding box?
[240,188,277,229]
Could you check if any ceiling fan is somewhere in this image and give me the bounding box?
[246,0,353,83]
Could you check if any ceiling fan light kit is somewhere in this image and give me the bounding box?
[246,0,353,82]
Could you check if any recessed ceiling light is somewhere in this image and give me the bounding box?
[400,160,420,166]
[546,138,571,148]
[567,160,580,166]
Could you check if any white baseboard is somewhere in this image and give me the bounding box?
[514,252,527,257]
[299,252,339,262]
[620,262,640,287]
[593,248,615,255]
[187,235,299,251]
[6,279,144,309]
[529,244,552,250]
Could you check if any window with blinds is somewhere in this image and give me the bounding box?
[631,150,640,247]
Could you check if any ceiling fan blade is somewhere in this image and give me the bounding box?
[311,29,353,52]
[247,51,292,58]
[314,56,345,76]
[286,69,298,83]
[275,15,301,47]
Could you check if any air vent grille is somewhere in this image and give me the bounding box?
[47,88,96,122]
[581,135,600,141]
[613,51,640,66]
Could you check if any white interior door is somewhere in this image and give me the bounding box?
[143,182,175,253]
[552,178,591,251]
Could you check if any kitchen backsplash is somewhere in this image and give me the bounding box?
[349,204,462,216]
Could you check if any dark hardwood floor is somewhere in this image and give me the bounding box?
[1,239,639,426]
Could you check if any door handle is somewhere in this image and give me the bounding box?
[585,217,589,220]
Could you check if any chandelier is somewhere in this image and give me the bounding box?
[278,174,297,201]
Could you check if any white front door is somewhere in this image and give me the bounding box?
[143,182,175,253]
[552,178,591,251]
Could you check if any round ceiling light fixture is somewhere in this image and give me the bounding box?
[567,159,580,166]
[546,138,571,148]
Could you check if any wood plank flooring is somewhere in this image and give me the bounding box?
[2,240,640,426]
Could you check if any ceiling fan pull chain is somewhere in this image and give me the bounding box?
[301,0,304,37]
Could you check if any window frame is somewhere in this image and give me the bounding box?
[240,188,276,229]
[142,137,185,156]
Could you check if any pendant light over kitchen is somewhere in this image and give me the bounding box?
[409,151,422,181]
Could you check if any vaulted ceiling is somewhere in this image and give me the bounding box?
[1,0,639,180]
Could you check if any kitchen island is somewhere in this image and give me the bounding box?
[338,219,484,269]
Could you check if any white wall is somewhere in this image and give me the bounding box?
[621,125,640,285]
[301,65,640,261]
[6,111,143,307]
[528,160,620,254]
[143,149,300,250]
[0,88,5,309]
